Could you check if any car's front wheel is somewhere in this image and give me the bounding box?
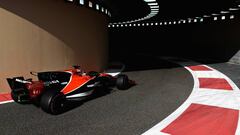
[40,90,65,115]
[116,74,130,90]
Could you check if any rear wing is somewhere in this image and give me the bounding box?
[6,77,28,92]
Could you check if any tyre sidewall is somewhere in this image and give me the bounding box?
[116,74,129,90]
[40,90,64,114]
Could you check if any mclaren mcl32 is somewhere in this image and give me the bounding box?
[7,65,135,114]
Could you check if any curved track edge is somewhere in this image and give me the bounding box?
[143,58,240,135]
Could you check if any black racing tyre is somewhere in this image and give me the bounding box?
[116,74,130,90]
[40,90,65,115]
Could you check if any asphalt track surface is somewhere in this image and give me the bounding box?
[0,60,193,135]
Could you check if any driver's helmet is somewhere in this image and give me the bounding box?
[73,65,84,75]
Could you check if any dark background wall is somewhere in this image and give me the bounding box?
[109,14,240,64]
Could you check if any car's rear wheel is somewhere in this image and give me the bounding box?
[116,74,130,90]
[40,90,65,115]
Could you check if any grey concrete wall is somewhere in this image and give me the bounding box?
[0,0,109,92]
[229,51,240,64]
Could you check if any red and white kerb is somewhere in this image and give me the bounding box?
[143,64,240,135]
[0,93,13,104]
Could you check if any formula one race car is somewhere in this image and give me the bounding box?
[7,65,134,114]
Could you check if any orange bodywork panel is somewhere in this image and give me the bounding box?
[61,74,94,95]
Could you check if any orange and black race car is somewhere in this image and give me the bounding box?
[6,65,135,114]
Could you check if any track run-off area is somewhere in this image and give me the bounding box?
[1,58,240,135]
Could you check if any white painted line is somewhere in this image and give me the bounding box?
[143,130,171,135]
[0,100,14,105]
[193,70,224,78]
[191,89,240,110]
